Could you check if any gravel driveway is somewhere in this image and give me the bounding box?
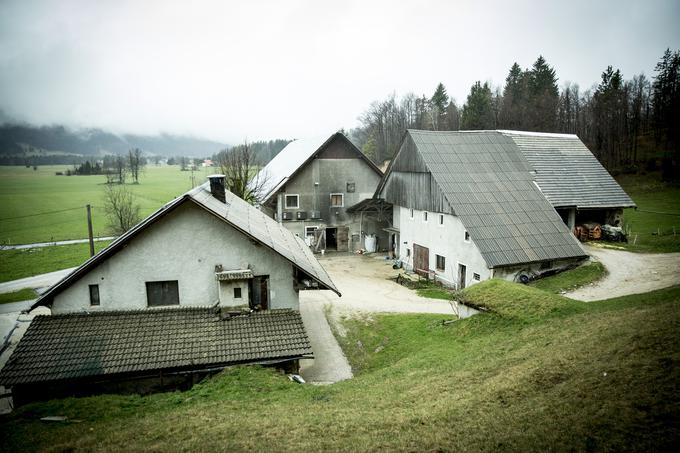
[566,245,680,301]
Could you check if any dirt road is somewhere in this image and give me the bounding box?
[566,245,680,301]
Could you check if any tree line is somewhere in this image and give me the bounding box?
[68,149,146,183]
[351,48,680,179]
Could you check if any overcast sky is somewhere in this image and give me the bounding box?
[1,0,678,143]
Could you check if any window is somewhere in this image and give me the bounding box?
[464,231,471,241]
[423,211,428,222]
[330,193,344,207]
[285,194,299,209]
[406,248,411,257]
[234,287,242,299]
[146,280,180,307]
[436,255,446,271]
[305,226,318,236]
[89,284,100,306]
[473,273,481,281]
[346,182,355,193]
[439,214,444,225]
[409,208,414,219]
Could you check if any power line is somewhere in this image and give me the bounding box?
[0,206,87,222]
[636,209,680,217]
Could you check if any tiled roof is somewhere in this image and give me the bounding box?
[0,308,312,386]
[499,130,636,209]
[406,130,586,268]
[32,182,340,309]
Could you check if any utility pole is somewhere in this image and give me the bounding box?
[86,204,95,257]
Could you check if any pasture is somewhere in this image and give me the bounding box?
[0,165,212,245]
[2,281,678,451]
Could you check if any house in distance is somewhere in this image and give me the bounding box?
[0,175,340,405]
[254,132,388,253]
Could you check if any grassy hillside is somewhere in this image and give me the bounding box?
[2,281,678,451]
[0,165,210,244]
[617,173,680,253]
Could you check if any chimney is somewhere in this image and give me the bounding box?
[208,174,226,203]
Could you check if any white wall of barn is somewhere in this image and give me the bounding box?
[395,205,491,289]
[51,202,299,314]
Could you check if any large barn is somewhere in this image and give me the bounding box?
[375,130,615,288]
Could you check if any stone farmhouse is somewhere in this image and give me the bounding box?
[375,130,633,289]
[0,175,340,404]
[255,132,389,253]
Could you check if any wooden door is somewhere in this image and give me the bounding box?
[336,226,349,252]
[458,264,467,289]
[413,243,429,276]
[249,276,269,310]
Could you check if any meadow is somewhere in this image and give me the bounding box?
[1,280,677,451]
[0,165,212,245]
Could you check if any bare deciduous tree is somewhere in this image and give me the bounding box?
[127,148,144,183]
[104,184,141,235]
[217,141,269,204]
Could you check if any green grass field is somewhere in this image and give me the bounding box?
[617,173,680,253]
[1,281,678,451]
[0,165,211,245]
[0,241,112,283]
[0,288,37,304]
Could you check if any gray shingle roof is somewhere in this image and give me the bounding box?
[0,308,311,386]
[32,182,339,310]
[406,130,586,268]
[499,130,636,209]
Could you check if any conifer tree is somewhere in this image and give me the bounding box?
[461,81,495,130]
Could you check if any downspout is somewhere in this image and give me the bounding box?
[277,193,283,224]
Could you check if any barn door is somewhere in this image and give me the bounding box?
[336,226,349,252]
[413,243,429,276]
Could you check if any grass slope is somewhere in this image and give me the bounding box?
[529,261,606,293]
[0,288,37,304]
[0,241,111,283]
[617,173,680,253]
[0,165,207,245]
[2,281,678,451]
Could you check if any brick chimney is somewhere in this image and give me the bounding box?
[208,174,226,203]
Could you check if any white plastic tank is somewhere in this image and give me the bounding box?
[364,234,376,253]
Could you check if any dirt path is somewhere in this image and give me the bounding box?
[566,245,680,301]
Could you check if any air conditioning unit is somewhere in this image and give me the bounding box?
[282,211,293,220]
[296,211,307,220]
[309,210,321,219]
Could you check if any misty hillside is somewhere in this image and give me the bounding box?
[0,122,228,163]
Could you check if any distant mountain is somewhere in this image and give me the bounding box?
[0,122,228,164]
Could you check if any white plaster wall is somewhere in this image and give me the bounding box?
[52,202,299,314]
[395,206,492,289]
[218,280,250,307]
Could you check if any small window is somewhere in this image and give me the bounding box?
[436,255,446,271]
[346,182,355,193]
[234,287,242,299]
[146,280,180,307]
[464,231,470,241]
[423,211,428,222]
[89,284,100,306]
[285,194,299,209]
[406,248,411,257]
[473,273,481,281]
[409,209,414,219]
[439,214,444,225]
[330,193,344,207]
[305,226,318,237]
